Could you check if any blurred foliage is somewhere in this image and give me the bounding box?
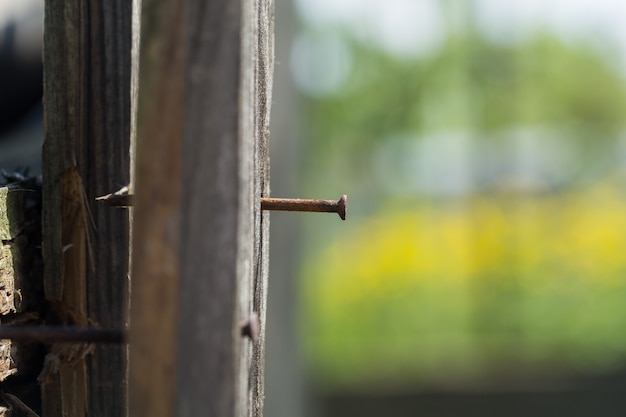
[298,22,626,390]
[302,182,626,389]
[301,33,626,194]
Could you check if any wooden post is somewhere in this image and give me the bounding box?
[42,0,138,415]
[130,0,273,416]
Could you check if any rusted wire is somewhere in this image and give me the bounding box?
[0,326,126,344]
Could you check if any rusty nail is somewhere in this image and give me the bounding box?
[0,326,127,344]
[240,312,259,342]
[261,195,347,220]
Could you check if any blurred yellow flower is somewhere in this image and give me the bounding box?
[302,182,626,388]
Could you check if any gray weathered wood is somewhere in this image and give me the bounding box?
[130,0,273,416]
[42,0,135,415]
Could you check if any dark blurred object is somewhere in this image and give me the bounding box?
[0,166,29,185]
[0,1,43,135]
[317,369,626,417]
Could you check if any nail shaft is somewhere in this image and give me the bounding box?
[261,195,347,220]
[0,326,127,344]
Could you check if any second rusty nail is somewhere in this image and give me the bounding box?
[261,195,347,220]
[240,312,260,342]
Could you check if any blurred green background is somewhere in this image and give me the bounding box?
[267,1,626,416]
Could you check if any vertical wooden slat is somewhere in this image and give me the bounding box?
[83,3,133,416]
[129,0,185,414]
[250,1,274,415]
[42,1,134,415]
[130,0,273,415]
[177,0,243,413]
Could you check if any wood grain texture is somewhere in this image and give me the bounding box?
[178,0,243,414]
[250,1,274,415]
[178,0,273,415]
[42,0,134,415]
[130,0,273,416]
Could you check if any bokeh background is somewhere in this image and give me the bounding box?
[267,1,626,416]
[0,0,43,176]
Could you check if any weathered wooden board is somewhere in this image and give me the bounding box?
[130,0,273,416]
[42,0,137,415]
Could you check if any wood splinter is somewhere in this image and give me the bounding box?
[95,185,133,207]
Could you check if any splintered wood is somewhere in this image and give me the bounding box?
[0,186,28,317]
[0,182,44,414]
[0,185,42,380]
